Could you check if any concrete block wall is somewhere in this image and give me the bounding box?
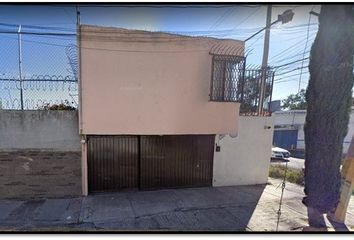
[0,150,81,199]
[0,110,81,199]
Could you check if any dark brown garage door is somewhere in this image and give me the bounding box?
[87,135,215,192]
[140,135,215,190]
[87,135,139,192]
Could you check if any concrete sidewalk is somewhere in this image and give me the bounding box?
[0,178,353,232]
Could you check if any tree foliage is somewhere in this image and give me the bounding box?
[240,75,272,114]
[281,89,307,110]
[304,5,354,215]
[40,100,76,110]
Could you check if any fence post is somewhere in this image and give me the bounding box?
[268,71,275,116]
[17,24,24,110]
[240,58,246,103]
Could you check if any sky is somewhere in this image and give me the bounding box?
[0,4,323,108]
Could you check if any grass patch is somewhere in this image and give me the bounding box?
[269,164,304,186]
[269,165,354,195]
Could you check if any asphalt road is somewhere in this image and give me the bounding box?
[271,157,305,170]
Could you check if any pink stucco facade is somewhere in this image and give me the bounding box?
[79,25,243,135]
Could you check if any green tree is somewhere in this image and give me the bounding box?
[240,74,272,114]
[303,5,354,226]
[281,89,307,110]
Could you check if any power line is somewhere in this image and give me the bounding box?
[296,6,315,92]
[271,51,310,65]
[209,7,236,31]
[276,60,310,72]
[231,7,262,31]
[0,31,76,36]
[0,22,75,32]
[269,35,316,63]
[275,71,309,82]
[269,35,314,60]
[0,21,319,39]
[247,31,264,49]
[0,34,71,48]
[274,77,309,84]
[275,65,309,77]
[273,57,310,69]
[0,34,222,53]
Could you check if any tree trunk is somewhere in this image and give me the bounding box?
[304,5,354,214]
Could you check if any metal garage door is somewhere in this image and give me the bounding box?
[140,135,215,190]
[273,129,298,150]
[87,136,139,193]
[87,135,215,192]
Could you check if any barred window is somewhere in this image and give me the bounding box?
[210,55,245,102]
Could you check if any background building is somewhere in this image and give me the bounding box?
[272,107,354,154]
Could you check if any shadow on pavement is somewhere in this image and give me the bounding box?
[0,184,268,232]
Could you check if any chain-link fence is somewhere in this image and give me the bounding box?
[0,25,78,110]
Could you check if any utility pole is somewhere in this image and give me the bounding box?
[332,134,354,223]
[258,5,272,116]
[17,24,23,110]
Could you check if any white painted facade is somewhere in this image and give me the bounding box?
[213,116,274,186]
[273,107,354,153]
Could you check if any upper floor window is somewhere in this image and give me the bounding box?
[210,55,246,102]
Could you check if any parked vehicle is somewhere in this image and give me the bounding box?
[271,146,290,159]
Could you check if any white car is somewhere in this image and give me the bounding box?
[271,146,290,159]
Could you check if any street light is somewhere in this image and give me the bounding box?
[244,9,295,42]
[246,7,294,116]
[278,9,295,24]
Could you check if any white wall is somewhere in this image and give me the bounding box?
[273,108,354,153]
[213,116,274,187]
[0,110,80,151]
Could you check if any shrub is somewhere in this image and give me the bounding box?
[269,165,354,195]
[269,165,304,186]
[39,100,76,110]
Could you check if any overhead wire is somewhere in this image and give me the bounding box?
[296,6,315,92]
[209,7,236,31]
[269,35,316,63]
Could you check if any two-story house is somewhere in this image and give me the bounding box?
[79,25,273,195]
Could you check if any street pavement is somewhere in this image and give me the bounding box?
[0,178,353,232]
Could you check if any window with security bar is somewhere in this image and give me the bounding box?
[210,55,246,102]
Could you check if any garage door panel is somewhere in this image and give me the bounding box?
[140,135,215,190]
[87,136,139,193]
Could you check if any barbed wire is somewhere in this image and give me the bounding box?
[0,27,78,110]
[0,76,78,110]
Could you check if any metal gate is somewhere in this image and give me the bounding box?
[87,136,139,193]
[87,135,215,192]
[140,135,215,190]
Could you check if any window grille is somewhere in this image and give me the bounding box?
[210,54,246,102]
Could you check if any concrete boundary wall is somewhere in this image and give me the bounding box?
[213,116,274,187]
[0,110,80,151]
[0,110,82,199]
[0,150,81,199]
